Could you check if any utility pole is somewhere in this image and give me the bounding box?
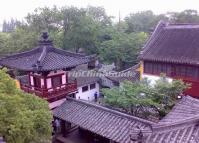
[118,10,121,31]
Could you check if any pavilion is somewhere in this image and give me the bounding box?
[0,32,96,102]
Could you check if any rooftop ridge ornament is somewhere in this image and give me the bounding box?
[42,32,48,40]
[38,32,53,46]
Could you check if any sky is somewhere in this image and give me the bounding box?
[1,0,199,27]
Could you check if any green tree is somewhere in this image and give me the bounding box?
[124,11,167,33]
[99,29,148,70]
[102,77,189,119]
[26,6,62,33]
[0,69,52,143]
[6,28,38,53]
[86,6,112,26]
[168,9,199,23]
[0,33,10,55]
[61,6,110,53]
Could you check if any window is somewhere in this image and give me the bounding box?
[82,86,88,92]
[52,76,62,87]
[33,77,41,88]
[144,61,199,79]
[144,61,153,73]
[90,83,96,90]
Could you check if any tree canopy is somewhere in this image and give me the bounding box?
[0,69,52,143]
[102,77,189,119]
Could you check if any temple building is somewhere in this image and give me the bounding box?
[53,96,199,143]
[139,21,199,97]
[101,64,140,88]
[0,32,98,104]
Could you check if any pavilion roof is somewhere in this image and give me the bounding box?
[0,32,94,72]
[140,21,199,66]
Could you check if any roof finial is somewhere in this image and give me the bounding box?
[38,32,53,46]
[42,32,49,40]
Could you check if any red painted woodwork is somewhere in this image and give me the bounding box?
[20,72,77,102]
[144,61,199,97]
[20,81,77,102]
[183,80,199,97]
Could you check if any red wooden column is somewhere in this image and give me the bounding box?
[43,76,47,97]
[65,71,68,83]
[42,72,49,98]
[28,72,32,87]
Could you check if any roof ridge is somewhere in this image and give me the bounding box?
[154,96,199,131]
[139,20,167,60]
[153,114,199,132]
[0,47,41,59]
[35,46,47,68]
[53,48,88,58]
[65,97,155,125]
[169,23,199,25]
[160,96,199,120]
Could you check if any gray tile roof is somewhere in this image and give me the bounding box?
[0,32,94,72]
[105,64,140,84]
[53,97,154,143]
[70,76,100,87]
[53,96,199,143]
[143,96,199,143]
[140,21,199,66]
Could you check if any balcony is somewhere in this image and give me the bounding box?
[20,82,77,102]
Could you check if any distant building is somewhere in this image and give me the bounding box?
[71,76,100,101]
[101,64,140,88]
[139,21,199,97]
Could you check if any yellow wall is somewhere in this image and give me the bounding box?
[138,61,143,81]
[15,79,20,88]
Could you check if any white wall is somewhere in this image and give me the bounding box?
[75,82,100,101]
[142,73,173,85]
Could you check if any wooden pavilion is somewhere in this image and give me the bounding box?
[0,32,95,102]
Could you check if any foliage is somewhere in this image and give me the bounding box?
[168,9,199,23]
[62,13,101,53]
[102,77,189,119]
[99,29,148,70]
[0,33,10,55]
[26,6,62,33]
[124,11,168,33]
[2,18,22,33]
[0,69,52,143]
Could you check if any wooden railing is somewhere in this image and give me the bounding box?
[20,82,77,102]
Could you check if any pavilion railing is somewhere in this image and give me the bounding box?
[20,81,77,102]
